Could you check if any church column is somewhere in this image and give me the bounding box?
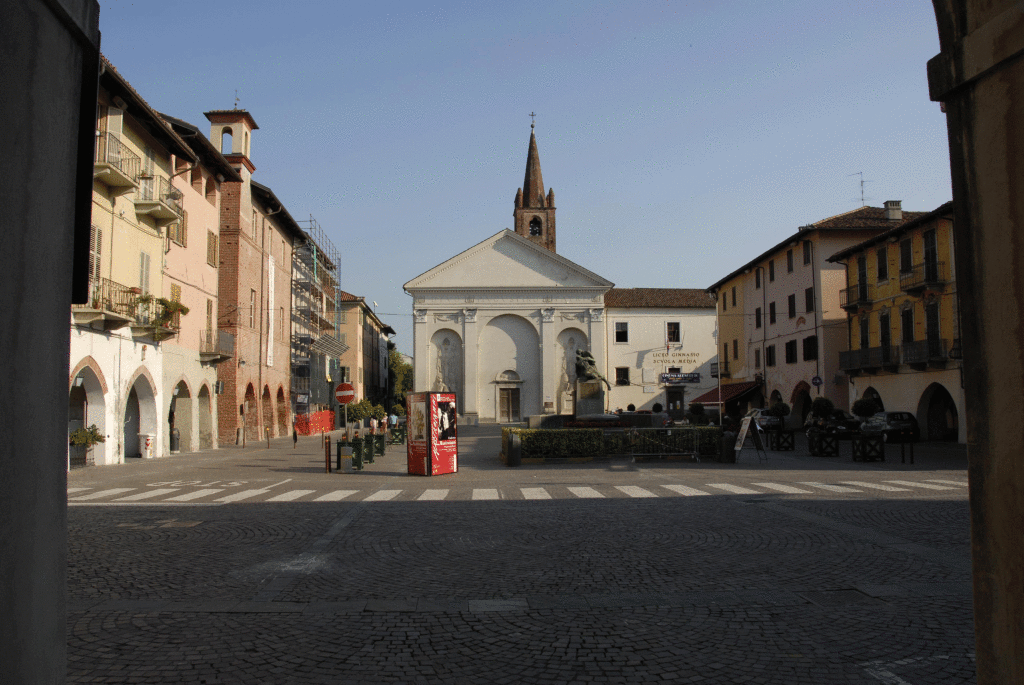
[588,307,607,410]
[461,308,478,424]
[540,308,556,414]
[413,309,429,392]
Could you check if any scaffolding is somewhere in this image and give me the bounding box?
[292,216,347,421]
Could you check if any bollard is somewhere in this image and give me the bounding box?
[324,434,331,473]
[266,427,270,449]
[352,437,364,470]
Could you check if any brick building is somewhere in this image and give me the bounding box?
[206,109,305,444]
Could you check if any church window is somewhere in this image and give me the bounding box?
[615,367,630,386]
[614,322,629,343]
[529,217,542,236]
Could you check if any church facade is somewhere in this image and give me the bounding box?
[404,129,717,424]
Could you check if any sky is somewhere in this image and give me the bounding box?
[98,0,952,357]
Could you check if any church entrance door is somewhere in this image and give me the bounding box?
[499,388,521,423]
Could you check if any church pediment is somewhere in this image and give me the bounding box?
[404,230,613,292]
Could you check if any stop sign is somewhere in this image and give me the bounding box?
[335,383,355,405]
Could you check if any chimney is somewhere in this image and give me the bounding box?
[884,200,902,221]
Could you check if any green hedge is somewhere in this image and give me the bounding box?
[501,426,722,460]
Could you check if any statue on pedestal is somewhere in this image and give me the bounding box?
[575,349,611,389]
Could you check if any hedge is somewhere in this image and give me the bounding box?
[501,425,723,461]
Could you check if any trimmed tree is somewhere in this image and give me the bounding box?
[852,397,880,419]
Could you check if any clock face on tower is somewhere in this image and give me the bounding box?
[529,217,543,236]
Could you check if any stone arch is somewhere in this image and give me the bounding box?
[791,381,812,425]
[529,216,543,236]
[769,389,783,406]
[261,385,273,439]
[479,314,540,421]
[916,381,959,442]
[862,386,884,413]
[276,386,288,436]
[69,355,108,394]
[170,379,193,453]
[430,329,463,405]
[197,383,214,449]
[69,363,107,466]
[243,383,258,442]
[123,366,158,459]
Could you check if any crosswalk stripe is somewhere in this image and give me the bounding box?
[363,489,401,502]
[216,489,270,503]
[706,483,761,495]
[418,489,448,501]
[166,488,224,502]
[840,481,909,492]
[615,485,657,498]
[567,486,605,499]
[521,487,551,500]
[926,479,968,487]
[70,488,134,501]
[67,487,91,494]
[752,482,812,494]
[115,488,179,501]
[661,484,710,496]
[313,490,357,502]
[885,480,955,490]
[799,482,862,493]
[267,489,315,502]
[473,489,499,500]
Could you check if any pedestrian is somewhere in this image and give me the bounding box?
[292,420,297,449]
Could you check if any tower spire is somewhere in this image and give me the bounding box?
[513,119,556,252]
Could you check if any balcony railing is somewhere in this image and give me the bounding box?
[94,132,141,187]
[710,361,729,378]
[199,330,234,362]
[839,348,869,372]
[839,283,873,310]
[130,298,178,341]
[136,175,184,224]
[902,338,949,365]
[72,278,138,330]
[899,261,948,292]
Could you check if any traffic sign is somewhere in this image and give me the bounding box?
[335,383,356,404]
[811,375,823,387]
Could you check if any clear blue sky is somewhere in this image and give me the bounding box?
[99,0,951,357]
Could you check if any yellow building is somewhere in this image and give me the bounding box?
[828,202,964,442]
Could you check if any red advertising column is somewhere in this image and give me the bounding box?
[406,392,458,476]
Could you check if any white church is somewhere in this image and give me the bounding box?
[404,127,718,424]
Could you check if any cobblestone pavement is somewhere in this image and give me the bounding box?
[67,427,975,683]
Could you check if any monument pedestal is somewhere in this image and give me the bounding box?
[574,380,606,418]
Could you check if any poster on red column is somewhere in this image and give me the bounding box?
[406,392,458,476]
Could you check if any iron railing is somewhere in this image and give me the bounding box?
[138,175,184,217]
[902,338,949,364]
[899,261,947,291]
[839,283,873,309]
[199,330,234,357]
[94,132,141,181]
[73,278,137,318]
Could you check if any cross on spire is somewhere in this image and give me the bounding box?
[530,111,536,129]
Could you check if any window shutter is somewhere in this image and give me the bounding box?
[89,226,102,283]
[139,253,150,294]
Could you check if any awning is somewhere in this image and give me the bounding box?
[691,381,762,406]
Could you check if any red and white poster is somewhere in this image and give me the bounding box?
[406,392,458,476]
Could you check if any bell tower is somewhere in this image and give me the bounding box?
[513,118,556,252]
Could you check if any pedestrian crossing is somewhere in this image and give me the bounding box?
[67,478,968,505]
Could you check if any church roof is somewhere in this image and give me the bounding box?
[522,130,546,207]
[604,288,716,309]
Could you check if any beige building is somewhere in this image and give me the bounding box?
[69,57,198,466]
[335,292,395,411]
[705,203,925,424]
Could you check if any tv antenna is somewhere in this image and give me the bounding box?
[849,171,872,206]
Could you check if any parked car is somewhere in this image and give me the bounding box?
[860,411,920,443]
[746,408,783,431]
[802,409,860,436]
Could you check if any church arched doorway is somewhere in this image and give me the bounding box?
[495,370,523,423]
[479,315,540,421]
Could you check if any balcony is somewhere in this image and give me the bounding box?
[199,330,234,363]
[710,361,729,378]
[130,298,179,342]
[842,345,901,374]
[902,338,949,368]
[839,348,870,373]
[899,261,948,292]
[135,175,184,225]
[93,132,140,189]
[839,283,873,311]
[72,278,137,330]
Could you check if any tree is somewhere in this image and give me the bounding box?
[388,345,414,412]
[810,397,835,419]
[767,401,791,418]
[852,397,880,418]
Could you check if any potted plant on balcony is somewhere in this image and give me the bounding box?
[154,298,189,328]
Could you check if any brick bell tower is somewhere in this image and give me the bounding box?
[513,120,556,252]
